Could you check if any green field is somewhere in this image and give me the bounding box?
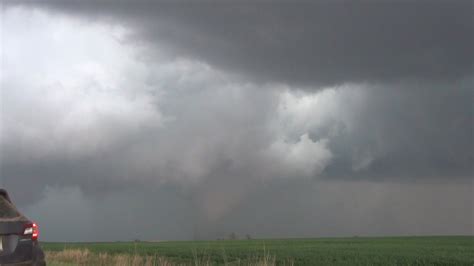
[42,236,474,265]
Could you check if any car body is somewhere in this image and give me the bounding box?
[0,189,45,266]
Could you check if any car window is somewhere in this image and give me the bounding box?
[0,196,21,218]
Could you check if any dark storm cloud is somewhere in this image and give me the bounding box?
[1,2,473,241]
[316,79,473,181]
[5,0,471,181]
[8,0,473,86]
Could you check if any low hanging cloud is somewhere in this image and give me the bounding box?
[1,3,473,240]
[266,134,332,178]
[2,8,332,202]
[24,180,473,241]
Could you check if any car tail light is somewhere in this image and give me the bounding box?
[24,223,39,241]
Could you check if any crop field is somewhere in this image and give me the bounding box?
[42,236,474,265]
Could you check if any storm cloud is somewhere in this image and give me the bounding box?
[9,0,473,86]
[1,1,473,240]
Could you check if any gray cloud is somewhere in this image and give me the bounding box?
[1,3,473,240]
[21,180,473,241]
[7,0,473,86]
[313,79,473,181]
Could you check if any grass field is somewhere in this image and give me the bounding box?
[42,236,474,265]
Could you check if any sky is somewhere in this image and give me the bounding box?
[1,1,472,241]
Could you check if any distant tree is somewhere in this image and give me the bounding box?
[228,232,238,240]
